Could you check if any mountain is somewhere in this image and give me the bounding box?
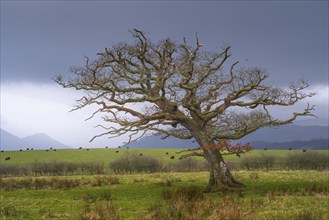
[0,129,26,150]
[21,133,70,149]
[238,125,328,143]
[0,129,70,150]
[294,118,329,127]
[125,125,329,149]
[250,139,329,150]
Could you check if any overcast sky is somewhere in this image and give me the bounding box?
[1,1,328,147]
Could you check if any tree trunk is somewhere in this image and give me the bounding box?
[203,149,244,192]
[188,130,244,192]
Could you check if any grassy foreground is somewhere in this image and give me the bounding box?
[1,171,328,220]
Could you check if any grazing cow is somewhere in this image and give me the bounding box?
[139,153,143,156]
[166,152,169,155]
[115,150,119,153]
[5,157,10,161]
[118,146,121,148]
[26,148,30,150]
[86,149,89,151]
[1,150,4,153]
[50,147,53,150]
[105,146,108,148]
[31,148,33,150]
[54,149,57,151]
[46,149,49,152]
[264,148,267,150]
[19,149,22,151]
[170,156,175,159]
[79,147,82,149]
[289,148,292,150]
[303,149,307,152]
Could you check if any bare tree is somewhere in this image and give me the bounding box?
[55,29,315,191]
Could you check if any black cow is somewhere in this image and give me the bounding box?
[5,157,10,161]
[86,149,89,151]
[115,150,119,153]
[19,149,22,151]
[166,152,169,155]
[139,153,143,156]
[79,147,82,149]
[303,149,307,152]
[170,156,175,159]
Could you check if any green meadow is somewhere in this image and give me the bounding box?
[1,149,328,219]
[1,171,328,219]
[1,148,327,164]
[1,148,179,164]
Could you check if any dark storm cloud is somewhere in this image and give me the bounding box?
[1,1,328,85]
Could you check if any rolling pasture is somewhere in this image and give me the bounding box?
[1,148,325,164]
[0,148,328,219]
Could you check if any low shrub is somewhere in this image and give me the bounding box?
[0,164,30,176]
[161,185,203,201]
[155,176,182,187]
[91,176,119,187]
[80,201,119,220]
[0,204,28,218]
[145,187,246,220]
[304,181,329,195]
[0,176,119,191]
[282,152,329,170]
[82,191,112,203]
[249,172,259,179]
[49,177,81,189]
[240,153,276,171]
[168,158,208,172]
[294,209,324,220]
[31,161,106,176]
[79,162,105,175]
[31,161,79,176]
[0,178,38,191]
[110,154,163,174]
[80,192,119,220]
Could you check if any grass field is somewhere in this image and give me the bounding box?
[1,149,328,219]
[1,148,328,164]
[1,171,328,219]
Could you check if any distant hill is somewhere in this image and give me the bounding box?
[125,125,329,150]
[250,139,329,150]
[294,118,329,127]
[21,133,70,149]
[0,129,70,150]
[0,129,26,150]
[238,125,328,143]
